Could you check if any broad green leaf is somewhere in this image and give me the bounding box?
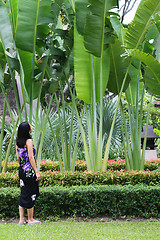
[84,0,118,57]
[94,49,110,102]
[38,0,53,25]
[89,0,118,15]
[75,0,88,35]
[6,52,20,72]
[145,23,159,41]
[74,27,110,104]
[15,0,53,52]
[9,0,18,35]
[110,15,125,43]
[143,42,154,55]
[125,64,143,106]
[37,0,53,38]
[51,0,64,31]
[0,0,14,50]
[15,0,39,52]
[155,16,160,33]
[14,0,53,101]
[18,49,47,102]
[107,40,131,94]
[125,0,160,50]
[18,50,33,102]
[130,50,160,97]
[74,27,92,103]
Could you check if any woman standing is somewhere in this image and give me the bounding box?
[16,122,41,225]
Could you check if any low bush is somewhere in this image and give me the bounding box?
[0,170,160,187]
[40,170,160,187]
[3,158,160,172]
[0,185,160,219]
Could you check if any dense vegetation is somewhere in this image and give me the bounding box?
[0,0,160,220]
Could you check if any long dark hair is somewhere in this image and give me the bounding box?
[16,122,32,148]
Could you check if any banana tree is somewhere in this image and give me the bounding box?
[114,0,160,170]
[74,0,160,171]
[10,0,55,121]
[74,0,128,171]
[0,1,22,172]
[0,0,77,171]
[0,0,63,171]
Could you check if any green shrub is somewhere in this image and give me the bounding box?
[0,185,160,219]
[0,172,19,187]
[0,170,160,188]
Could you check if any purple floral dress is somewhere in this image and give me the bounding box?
[17,146,36,178]
[17,146,39,209]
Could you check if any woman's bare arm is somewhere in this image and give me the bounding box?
[16,146,20,164]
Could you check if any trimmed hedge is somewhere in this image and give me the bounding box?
[3,159,160,172]
[40,170,160,187]
[0,170,160,187]
[0,185,160,219]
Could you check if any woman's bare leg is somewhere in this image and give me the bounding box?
[27,207,34,223]
[19,206,26,224]
[27,207,41,224]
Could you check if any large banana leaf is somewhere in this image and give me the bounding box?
[125,0,160,50]
[74,26,110,104]
[15,0,39,52]
[75,0,117,103]
[15,0,52,52]
[130,50,160,97]
[75,0,88,35]
[36,0,53,40]
[107,39,131,94]
[9,0,53,101]
[125,68,142,106]
[0,3,19,73]
[0,1,14,51]
[125,58,143,106]
[18,50,39,102]
[110,16,126,44]
[9,0,18,35]
[84,0,118,57]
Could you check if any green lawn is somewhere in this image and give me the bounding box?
[0,221,160,240]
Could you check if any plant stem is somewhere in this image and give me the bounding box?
[102,59,132,171]
[2,104,24,173]
[47,112,63,172]
[36,95,54,170]
[141,93,153,170]
[0,98,7,172]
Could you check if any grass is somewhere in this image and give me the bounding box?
[0,221,160,240]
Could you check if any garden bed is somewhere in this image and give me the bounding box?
[1,159,160,219]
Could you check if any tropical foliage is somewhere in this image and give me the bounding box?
[73,0,160,171]
[0,0,160,172]
[0,0,74,172]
